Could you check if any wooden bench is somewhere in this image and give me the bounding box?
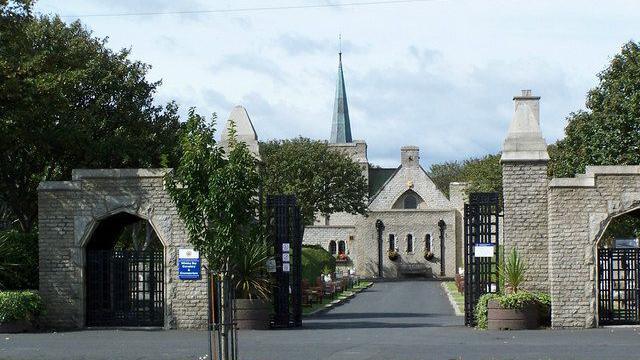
[398,263,428,276]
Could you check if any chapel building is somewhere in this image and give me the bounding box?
[301,53,463,278]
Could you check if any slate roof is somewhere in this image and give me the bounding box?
[330,53,353,143]
[368,167,398,197]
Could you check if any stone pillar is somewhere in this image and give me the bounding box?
[500,90,550,293]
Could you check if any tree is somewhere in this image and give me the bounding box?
[259,137,368,225]
[165,109,261,359]
[166,109,261,272]
[0,1,181,232]
[429,161,464,197]
[551,41,640,177]
[428,153,502,197]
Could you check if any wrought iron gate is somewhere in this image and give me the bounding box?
[464,192,501,326]
[598,248,640,325]
[86,249,164,327]
[267,195,303,328]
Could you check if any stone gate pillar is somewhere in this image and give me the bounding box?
[500,90,550,293]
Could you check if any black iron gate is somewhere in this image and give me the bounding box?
[464,192,501,327]
[598,248,640,325]
[86,249,164,327]
[267,195,303,328]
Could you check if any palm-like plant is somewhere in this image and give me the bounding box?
[230,235,272,300]
[500,248,527,294]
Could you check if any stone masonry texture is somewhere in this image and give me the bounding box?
[38,169,207,330]
[502,162,549,293]
[548,168,640,328]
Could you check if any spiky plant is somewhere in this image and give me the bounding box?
[230,235,272,300]
[500,248,527,294]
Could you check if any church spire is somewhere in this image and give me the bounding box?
[330,50,353,143]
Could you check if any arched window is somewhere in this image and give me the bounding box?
[329,240,337,255]
[406,234,413,253]
[425,234,431,252]
[338,240,346,254]
[389,234,396,251]
[404,195,417,209]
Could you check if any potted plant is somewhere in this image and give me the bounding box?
[475,248,550,330]
[0,291,43,333]
[387,249,399,261]
[231,235,272,330]
[424,250,434,261]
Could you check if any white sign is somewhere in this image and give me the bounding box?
[178,248,199,260]
[283,263,290,272]
[474,244,495,258]
[282,243,290,252]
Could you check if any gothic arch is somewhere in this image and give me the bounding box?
[391,189,426,210]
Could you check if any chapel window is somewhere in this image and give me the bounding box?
[329,240,337,255]
[338,240,346,254]
[406,234,414,253]
[389,234,396,251]
[404,195,418,209]
[425,234,432,252]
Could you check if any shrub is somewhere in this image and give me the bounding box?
[474,291,551,329]
[0,291,43,323]
[0,230,38,290]
[301,245,335,283]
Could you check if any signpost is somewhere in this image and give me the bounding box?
[178,249,201,280]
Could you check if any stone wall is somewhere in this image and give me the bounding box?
[502,162,549,292]
[354,210,456,278]
[38,169,208,329]
[548,166,640,328]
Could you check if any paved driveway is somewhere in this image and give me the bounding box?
[4,281,640,359]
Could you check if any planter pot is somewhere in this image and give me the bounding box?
[487,300,539,330]
[0,320,32,333]
[234,299,271,330]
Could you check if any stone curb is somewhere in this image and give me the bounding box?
[441,281,464,317]
[303,283,373,318]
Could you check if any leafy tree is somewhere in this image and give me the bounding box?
[428,161,464,197]
[551,41,640,177]
[260,137,368,225]
[428,154,502,197]
[165,109,261,273]
[462,154,502,195]
[0,1,181,232]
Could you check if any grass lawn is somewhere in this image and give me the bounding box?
[444,281,464,315]
[302,281,373,315]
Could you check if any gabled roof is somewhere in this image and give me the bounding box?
[368,164,453,211]
[368,167,398,197]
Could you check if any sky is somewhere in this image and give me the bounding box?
[35,0,640,167]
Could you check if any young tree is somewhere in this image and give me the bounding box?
[165,109,261,359]
[0,1,181,232]
[165,109,261,272]
[428,154,502,198]
[259,137,368,225]
[551,41,640,177]
[428,161,464,197]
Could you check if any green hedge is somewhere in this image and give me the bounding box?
[0,291,43,323]
[474,291,551,329]
[301,245,335,284]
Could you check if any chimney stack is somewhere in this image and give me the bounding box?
[401,146,420,167]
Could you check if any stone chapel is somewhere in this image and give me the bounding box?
[301,53,461,278]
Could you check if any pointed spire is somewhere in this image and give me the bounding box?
[330,51,353,143]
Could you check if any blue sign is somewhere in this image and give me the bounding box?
[178,249,201,280]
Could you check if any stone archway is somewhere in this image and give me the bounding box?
[38,169,208,330]
[548,166,640,328]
